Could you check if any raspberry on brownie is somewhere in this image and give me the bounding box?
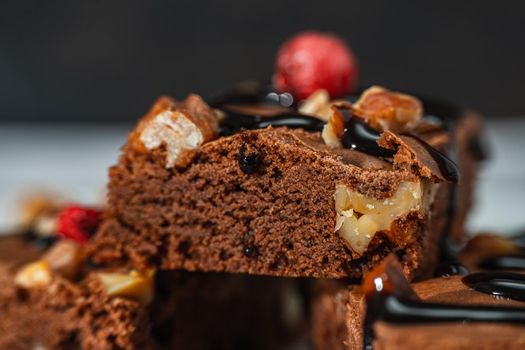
[86,83,482,280]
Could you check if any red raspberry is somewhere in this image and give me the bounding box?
[57,205,101,244]
[273,31,358,100]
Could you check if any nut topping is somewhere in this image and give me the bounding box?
[42,240,82,279]
[96,269,155,303]
[334,182,422,255]
[136,95,218,168]
[353,86,422,132]
[321,105,345,147]
[15,260,53,289]
[299,90,332,121]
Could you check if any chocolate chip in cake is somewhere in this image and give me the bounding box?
[242,230,259,258]
[238,142,262,174]
[243,244,259,258]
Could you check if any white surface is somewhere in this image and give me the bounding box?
[466,117,525,234]
[0,119,524,233]
[0,123,131,231]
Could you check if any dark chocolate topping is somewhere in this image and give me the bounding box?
[364,257,525,350]
[364,294,525,350]
[211,81,460,183]
[337,107,395,158]
[218,108,325,137]
[462,272,525,302]
[402,133,459,183]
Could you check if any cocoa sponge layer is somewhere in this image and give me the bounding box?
[88,127,448,279]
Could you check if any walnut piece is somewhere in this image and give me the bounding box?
[354,86,422,132]
[136,95,218,168]
[321,105,346,147]
[298,89,332,121]
[299,89,349,123]
[15,260,52,289]
[96,269,155,303]
[334,182,422,255]
[42,240,81,280]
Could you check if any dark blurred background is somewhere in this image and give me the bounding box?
[1,0,524,123]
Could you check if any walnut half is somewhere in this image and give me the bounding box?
[353,86,422,132]
[334,182,423,255]
[134,94,218,168]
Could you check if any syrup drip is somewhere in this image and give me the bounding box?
[462,272,525,302]
[364,258,525,349]
[364,294,525,349]
[403,133,460,183]
[218,108,325,136]
[337,107,394,158]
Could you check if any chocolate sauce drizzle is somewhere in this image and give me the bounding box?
[364,293,525,349]
[337,107,395,158]
[403,133,460,183]
[211,81,460,183]
[462,272,525,302]
[365,267,525,350]
[218,109,325,136]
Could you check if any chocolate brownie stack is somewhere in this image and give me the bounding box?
[0,79,492,349]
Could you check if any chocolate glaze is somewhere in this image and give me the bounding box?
[364,293,525,350]
[211,82,461,183]
[403,133,460,183]
[365,268,525,350]
[337,107,394,158]
[462,272,525,302]
[218,109,325,137]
